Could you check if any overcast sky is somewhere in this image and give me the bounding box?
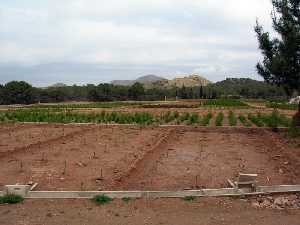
[0,0,273,86]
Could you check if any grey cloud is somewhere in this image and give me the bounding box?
[0,0,273,85]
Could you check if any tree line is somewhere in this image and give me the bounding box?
[0,79,287,105]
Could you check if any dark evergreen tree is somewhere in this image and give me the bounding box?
[255,0,300,96]
[199,86,204,98]
[3,81,37,104]
[128,82,145,100]
[0,84,4,104]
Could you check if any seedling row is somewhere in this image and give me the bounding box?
[0,109,292,128]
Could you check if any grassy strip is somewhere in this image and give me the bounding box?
[215,112,224,126]
[266,102,298,110]
[238,115,252,127]
[228,111,237,126]
[201,99,249,108]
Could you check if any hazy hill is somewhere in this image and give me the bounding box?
[111,75,165,86]
[49,83,67,88]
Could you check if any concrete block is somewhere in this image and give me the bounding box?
[4,185,30,197]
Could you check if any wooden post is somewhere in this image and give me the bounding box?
[63,160,67,175]
[100,168,103,180]
[80,182,84,191]
[19,161,23,172]
[195,175,199,188]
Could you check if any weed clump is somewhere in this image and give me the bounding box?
[92,195,113,205]
[0,194,24,204]
[183,196,195,202]
[122,197,132,203]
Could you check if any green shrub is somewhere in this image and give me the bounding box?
[160,111,177,123]
[188,113,200,125]
[287,125,300,138]
[238,115,251,127]
[261,111,291,128]
[248,114,264,127]
[215,112,224,126]
[92,195,113,205]
[179,112,190,123]
[0,194,24,204]
[228,111,237,126]
[200,112,213,126]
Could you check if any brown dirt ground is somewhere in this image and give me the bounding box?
[0,124,299,191]
[0,198,300,225]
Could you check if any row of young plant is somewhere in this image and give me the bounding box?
[266,101,298,110]
[29,102,144,109]
[0,110,156,125]
[201,99,249,108]
[0,109,292,127]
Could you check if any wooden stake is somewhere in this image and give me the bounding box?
[195,175,199,188]
[19,161,23,172]
[63,160,67,175]
[100,168,103,180]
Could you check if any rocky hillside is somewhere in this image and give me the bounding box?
[154,74,211,88]
[111,74,211,88]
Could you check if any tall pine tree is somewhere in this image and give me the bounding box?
[255,0,300,97]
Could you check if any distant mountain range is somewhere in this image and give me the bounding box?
[111,74,211,88]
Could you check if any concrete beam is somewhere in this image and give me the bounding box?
[1,185,300,199]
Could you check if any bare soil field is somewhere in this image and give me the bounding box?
[0,124,299,191]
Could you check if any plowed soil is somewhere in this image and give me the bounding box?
[0,124,299,191]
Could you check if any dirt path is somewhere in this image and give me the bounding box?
[0,198,299,225]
